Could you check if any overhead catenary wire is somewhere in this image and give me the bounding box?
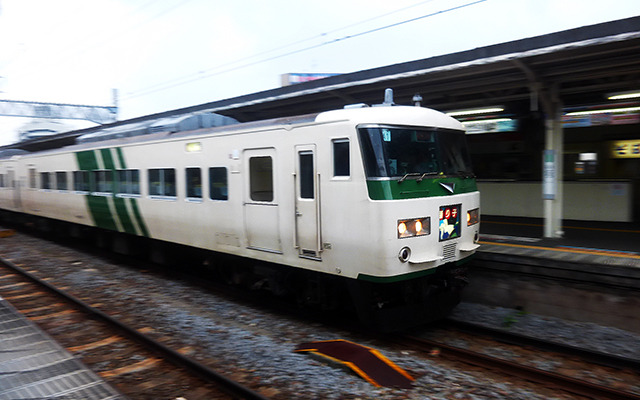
[121,0,441,98]
[121,0,488,101]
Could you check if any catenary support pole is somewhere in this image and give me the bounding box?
[542,84,564,238]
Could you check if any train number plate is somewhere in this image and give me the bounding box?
[439,204,461,241]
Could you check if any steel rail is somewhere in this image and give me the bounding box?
[445,318,640,373]
[400,334,640,400]
[0,256,269,400]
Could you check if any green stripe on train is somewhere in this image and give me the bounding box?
[75,149,149,237]
[365,177,478,200]
[115,147,150,237]
[100,149,137,235]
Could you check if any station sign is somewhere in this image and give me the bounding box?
[462,119,518,134]
[563,112,640,128]
[281,73,339,86]
[611,139,640,158]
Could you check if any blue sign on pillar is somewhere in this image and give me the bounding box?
[543,150,556,200]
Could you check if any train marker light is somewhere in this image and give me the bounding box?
[467,208,479,226]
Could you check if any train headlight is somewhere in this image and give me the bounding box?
[397,222,408,236]
[397,217,430,238]
[414,219,423,233]
[467,208,479,226]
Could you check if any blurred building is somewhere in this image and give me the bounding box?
[18,119,73,141]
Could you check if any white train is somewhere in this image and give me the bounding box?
[0,95,480,329]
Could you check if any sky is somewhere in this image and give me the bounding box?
[1,0,640,145]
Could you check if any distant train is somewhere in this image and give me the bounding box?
[0,92,480,329]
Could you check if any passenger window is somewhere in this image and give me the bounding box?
[333,139,350,177]
[93,170,113,193]
[299,152,314,199]
[186,167,202,199]
[209,167,228,200]
[40,172,51,190]
[73,171,90,192]
[149,168,176,197]
[56,172,68,191]
[117,169,140,195]
[249,156,273,202]
[29,168,37,189]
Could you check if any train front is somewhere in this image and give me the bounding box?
[346,106,480,329]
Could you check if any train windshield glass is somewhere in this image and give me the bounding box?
[358,127,473,179]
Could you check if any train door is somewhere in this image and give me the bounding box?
[294,144,321,259]
[243,148,282,253]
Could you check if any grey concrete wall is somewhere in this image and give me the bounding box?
[477,181,632,222]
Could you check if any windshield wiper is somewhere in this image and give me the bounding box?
[398,172,439,183]
[417,172,440,182]
[397,173,421,183]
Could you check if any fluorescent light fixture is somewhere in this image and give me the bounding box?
[461,118,512,124]
[446,107,504,117]
[607,91,640,101]
[579,152,597,161]
[565,106,640,116]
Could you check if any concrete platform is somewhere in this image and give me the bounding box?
[465,216,640,332]
[0,296,124,400]
[478,215,640,268]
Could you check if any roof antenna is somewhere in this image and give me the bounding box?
[412,93,423,107]
[383,88,395,106]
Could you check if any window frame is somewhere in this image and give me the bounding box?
[73,171,91,193]
[332,138,351,178]
[92,170,113,196]
[40,172,52,191]
[248,156,274,202]
[186,167,203,201]
[148,168,177,199]
[55,171,68,191]
[28,168,37,189]
[116,169,141,197]
[209,166,228,201]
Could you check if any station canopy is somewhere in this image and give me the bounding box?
[8,15,640,152]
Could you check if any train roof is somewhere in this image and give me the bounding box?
[316,105,464,131]
[67,104,462,148]
[11,104,463,157]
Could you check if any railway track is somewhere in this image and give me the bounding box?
[3,226,640,399]
[444,319,640,373]
[0,255,268,400]
[397,323,640,400]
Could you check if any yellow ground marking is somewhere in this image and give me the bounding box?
[482,220,640,234]
[479,241,640,260]
[295,339,414,387]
